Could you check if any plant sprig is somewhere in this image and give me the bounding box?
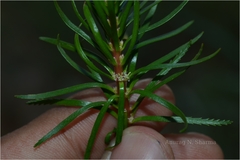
[15,0,232,158]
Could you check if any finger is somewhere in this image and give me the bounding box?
[1,88,117,159]
[1,79,174,159]
[130,78,175,130]
[164,132,224,159]
[101,126,175,159]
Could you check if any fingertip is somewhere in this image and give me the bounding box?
[164,132,224,159]
[102,126,174,159]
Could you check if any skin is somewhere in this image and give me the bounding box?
[1,79,224,159]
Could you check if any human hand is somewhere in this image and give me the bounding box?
[1,79,223,159]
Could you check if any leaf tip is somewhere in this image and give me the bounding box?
[14,95,23,99]
[179,125,188,133]
[34,141,41,148]
[226,120,233,125]
[189,20,194,24]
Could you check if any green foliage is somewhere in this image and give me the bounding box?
[15,0,232,158]
[132,116,233,126]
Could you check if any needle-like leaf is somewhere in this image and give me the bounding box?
[92,1,111,37]
[128,32,204,85]
[126,0,162,27]
[145,0,188,32]
[39,37,76,52]
[115,81,126,145]
[34,101,105,147]
[84,95,118,159]
[135,21,194,49]
[107,1,120,51]
[54,1,95,47]
[15,82,114,100]
[132,116,233,126]
[118,1,133,38]
[123,1,140,65]
[148,43,204,91]
[138,1,159,40]
[74,33,113,80]
[71,0,89,30]
[56,37,101,81]
[39,36,113,74]
[105,128,116,145]
[83,2,114,63]
[130,89,188,132]
[131,48,220,78]
[27,98,90,107]
[128,53,138,73]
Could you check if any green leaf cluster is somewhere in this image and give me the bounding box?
[15,0,232,158]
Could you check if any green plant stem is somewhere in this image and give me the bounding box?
[113,47,131,126]
[113,51,122,74]
[108,5,131,126]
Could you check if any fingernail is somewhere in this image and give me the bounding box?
[109,132,168,159]
[101,138,115,160]
[101,150,112,160]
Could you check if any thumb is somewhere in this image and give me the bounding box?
[101,126,174,159]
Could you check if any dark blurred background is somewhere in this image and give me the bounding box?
[2,1,239,158]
